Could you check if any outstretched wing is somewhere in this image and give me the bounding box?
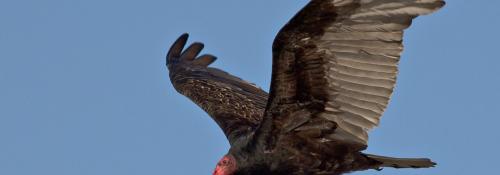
[265,0,445,149]
[167,34,268,145]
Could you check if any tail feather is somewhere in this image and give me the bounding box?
[365,154,436,169]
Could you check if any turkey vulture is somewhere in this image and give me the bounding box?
[167,0,445,174]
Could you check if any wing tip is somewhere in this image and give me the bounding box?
[194,54,217,67]
[432,0,447,12]
[421,0,447,16]
[167,33,190,65]
[166,33,218,67]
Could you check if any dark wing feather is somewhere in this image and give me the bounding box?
[264,0,445,149]
[167,34,268,145]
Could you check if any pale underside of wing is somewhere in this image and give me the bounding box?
[267,0,445,148]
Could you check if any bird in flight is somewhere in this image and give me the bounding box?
[166,0,445,174]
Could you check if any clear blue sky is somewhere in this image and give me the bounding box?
[1,0,498,174]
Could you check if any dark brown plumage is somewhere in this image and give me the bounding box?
[167,0,445,174]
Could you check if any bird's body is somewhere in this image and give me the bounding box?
[167,0,445,174]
